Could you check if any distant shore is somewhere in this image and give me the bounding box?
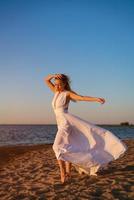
[0,124,134,126]
[0,139,133,199]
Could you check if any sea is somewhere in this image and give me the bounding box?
[0,124,133,147]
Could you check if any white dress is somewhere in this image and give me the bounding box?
[52,90,127,175]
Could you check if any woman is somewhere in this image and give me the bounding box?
[45,73,127,184]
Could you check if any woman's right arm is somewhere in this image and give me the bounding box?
[44,74,56,92]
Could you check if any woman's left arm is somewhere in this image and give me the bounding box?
[69,91,105,104]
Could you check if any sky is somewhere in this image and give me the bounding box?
[0,0,134,125]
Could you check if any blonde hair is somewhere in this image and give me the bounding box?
[55,73,77,102]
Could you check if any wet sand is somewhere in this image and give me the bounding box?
[0,139,133,200]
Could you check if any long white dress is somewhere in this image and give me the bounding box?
[52,90,127,175]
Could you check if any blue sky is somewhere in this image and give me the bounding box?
[0,0,134,124]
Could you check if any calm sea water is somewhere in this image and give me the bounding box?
[0,125,133,147]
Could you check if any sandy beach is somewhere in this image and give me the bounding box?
[0,139,133,200]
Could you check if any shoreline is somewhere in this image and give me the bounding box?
[0,138,131,166]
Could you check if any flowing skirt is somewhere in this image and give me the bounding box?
[52,112,127,175]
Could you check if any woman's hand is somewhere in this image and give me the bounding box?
[97,98,105,104]
[54,73,63,79]
[45,73,63,81]
[45,74,55,81]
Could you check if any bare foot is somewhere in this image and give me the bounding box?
[60,171,66,184]
[90,165,100,176]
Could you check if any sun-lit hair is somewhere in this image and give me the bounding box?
[55,73,77,103]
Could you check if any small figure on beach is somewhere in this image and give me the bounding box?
[45,73,127,184]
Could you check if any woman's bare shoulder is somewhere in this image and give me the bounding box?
[66,90,78,99]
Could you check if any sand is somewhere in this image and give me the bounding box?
[0,139,133,200]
